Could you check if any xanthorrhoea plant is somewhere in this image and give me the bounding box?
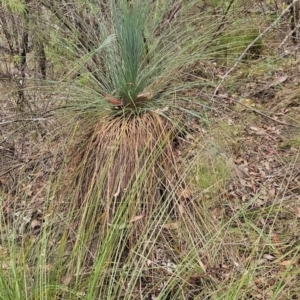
[39,0,229,291]
[41,0,220,201]
[41,0,226,248]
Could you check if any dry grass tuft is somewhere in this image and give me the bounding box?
[64,112,182,230]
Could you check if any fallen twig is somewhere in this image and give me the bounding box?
[0,118,48,125]
[217,94,300,128]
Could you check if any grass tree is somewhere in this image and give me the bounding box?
[39,0,231,292]
[42,0,223,225]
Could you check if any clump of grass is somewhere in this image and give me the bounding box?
[213,18,264,65]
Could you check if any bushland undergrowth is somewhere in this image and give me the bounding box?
[1,0,300,299]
